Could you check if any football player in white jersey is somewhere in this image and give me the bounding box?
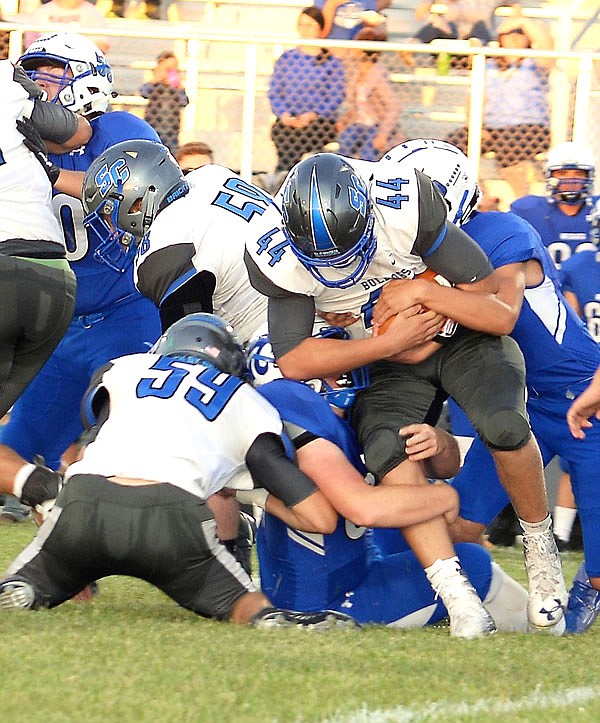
[82,140,271,343]
[0,313,357,630]
[0,59,91,515]
[244,150,567,636]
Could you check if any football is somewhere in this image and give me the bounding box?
[377,269,453,336]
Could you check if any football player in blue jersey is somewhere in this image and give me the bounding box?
[0,33,163,521]
[375,139,600,634]
[510,141,598,551]
[246,331,528,637]
[510,141,599,269]
[559,200,600,343]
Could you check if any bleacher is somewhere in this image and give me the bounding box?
[2,0,599,204]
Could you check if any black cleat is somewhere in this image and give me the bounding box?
[250,607,360,631]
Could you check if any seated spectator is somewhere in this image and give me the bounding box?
[268,6,345,172]
[412,0,497,46]
[315,0,391,41]
[175,141,214,173]
[140,51,189,153]
[445,13,554,199]
[336,26,402,161]
[23,0,110,54]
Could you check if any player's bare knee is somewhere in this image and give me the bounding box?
[481,410,531,451]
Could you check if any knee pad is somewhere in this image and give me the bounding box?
[362,426,408,480]
[480,409,531,451]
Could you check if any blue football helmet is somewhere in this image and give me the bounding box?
[545,142,595,206]
[246,325,369,410]
[152,313,246,377]
[384,139,480,226]
[19,32,115,116]
[281,153,376,289]
[82,139,189,272]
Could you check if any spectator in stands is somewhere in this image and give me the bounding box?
[412,0,497,46]
[315,1,391,41]
[268,6,345,172]
[23,0,110,54]
[175,141,214,173]
[445,12,554,199]
[336,26,402,161]
[140,51,189,153]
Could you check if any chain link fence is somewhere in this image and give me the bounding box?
[2,20,599,207]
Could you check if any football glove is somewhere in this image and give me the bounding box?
[17,116,60,186]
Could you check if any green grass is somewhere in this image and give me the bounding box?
[0,523,598,723]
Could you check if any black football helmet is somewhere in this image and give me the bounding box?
[82,139,189,272]
[152,313,246,377]
[281,153,376,288]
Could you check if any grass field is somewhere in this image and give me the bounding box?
[0,522,598,723]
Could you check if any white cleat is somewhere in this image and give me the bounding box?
[523,528,567,632]
[0,580,37,610]
[430,563,497,639]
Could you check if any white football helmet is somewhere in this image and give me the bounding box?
[384,139,481,226]
[19,32,114,116]
[545,142,595,205]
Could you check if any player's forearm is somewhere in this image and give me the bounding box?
[54,169,84,198]
[420,280,520,335]
[265,491,337,534]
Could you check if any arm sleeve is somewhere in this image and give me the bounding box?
[423,223,494,285]
[411,170,493,283]
[245,432,318,508]
[29,98,80,145]
[268,295,316,359]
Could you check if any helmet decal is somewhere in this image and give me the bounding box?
[310,166,337,257]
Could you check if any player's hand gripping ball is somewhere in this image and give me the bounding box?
[378,269,453,335]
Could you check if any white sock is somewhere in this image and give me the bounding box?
[425,556,462,592]
[484,562,528,633]
[519,513,552,536]
[12,463,36,500]
[552,506,577,542]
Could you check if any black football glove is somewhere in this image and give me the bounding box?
[16,116,60,186]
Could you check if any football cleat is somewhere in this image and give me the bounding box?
[250,607,360,631]
[430,564,497,639]
[565,562,600,634]
[522,528,567,631]
[0,579,38,610]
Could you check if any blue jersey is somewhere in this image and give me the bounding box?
[50,111,160,315]
[256,379,494,625]
[464,211,600,392]
[445,211,600,577]
[510,194,599,268]
[559,249,600,343]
